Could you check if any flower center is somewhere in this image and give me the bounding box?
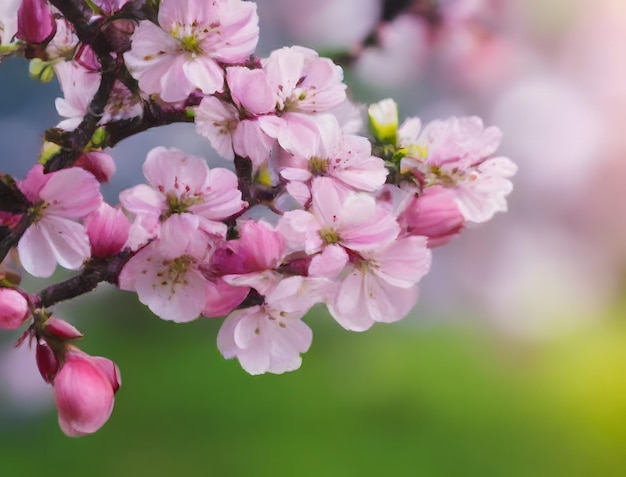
[179,35,203,56]
[319,228,340,244]
[309,156,328,175]
[162,191,204,219]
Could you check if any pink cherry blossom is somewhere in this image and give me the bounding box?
[400,116,517,223]
[257,46,347,157]
[53,348,120,437]
[211,220,285,275]
[120,146,246,246]
[202,220,287,317]
[17,165,102,277]
[278,178,399,264]
[217,275,330,374]
[278,114,388,204]
[328,236,432,331]
[119,214,215,322]
[124,0,259,102]
[453,156,518,223]
[195,66,276,166]
[54,60,100,131]
[54,60,141,131]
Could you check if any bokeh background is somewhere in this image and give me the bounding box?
[2,0,626,475]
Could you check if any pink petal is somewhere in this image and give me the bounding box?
[40,216,91,270]
[372,236,432,288]
[328,270,374,332]
[41,168,102,219]
[143,147,209,195]
[182,57,224,96]
[227,66,275,114]
[309,244,347,278]
[18,223,57,277]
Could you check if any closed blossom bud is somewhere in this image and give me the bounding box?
[403,186,465,247]
[84,203,131,258]
[53,348,121,437]
[0,288,29,330]
[368,98,399,144]
[16,0,56,44]
[75,152,116,183]
[45,317,83,340]
[36,340,59,383]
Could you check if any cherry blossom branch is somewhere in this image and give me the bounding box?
[104,98,196,148]
[35,252,131,309]
[44,0,120,172]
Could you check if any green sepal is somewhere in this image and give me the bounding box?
[29,59,56,83]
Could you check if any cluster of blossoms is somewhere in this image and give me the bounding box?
[0,0,516,436]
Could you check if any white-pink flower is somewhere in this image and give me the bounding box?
[120,146,246,247]
[257,46,348,157]
[54,60,100,131]
[124,0,259,102]
[278,178,400,277]
[54,59,141,131]
[202,220,287,318]
[278,114,388,204]
[17,165,102,277]
[400,116,517,223]
[195,66,276,166]
[217,274,330,375]
[328,236,432,331]
[118,214,212,322]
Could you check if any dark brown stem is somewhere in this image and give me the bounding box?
[45,0,119,172]
[234,155,253,203]
[36,252,132,308]
[0,215,31,266]
[105,99,195,148]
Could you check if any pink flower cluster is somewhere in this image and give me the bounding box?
[0,0,516,436]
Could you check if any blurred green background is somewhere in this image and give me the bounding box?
[2,290,626,477]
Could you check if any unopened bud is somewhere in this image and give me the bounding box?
[84,203,131,258]
[403,186,465,247]
[45,317,83,340]
[16,0,56,44]
[53,348,121,437]
[368,99,398,144]
[0,288,29,330]
[36,340,59,383]
[75,151,116,183]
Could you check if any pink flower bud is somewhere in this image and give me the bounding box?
[403,186,465,247]
[16,0,56,44]
[53,349,121,437]
[0,288,29,330]
[75,152,116,183]
[36,340,59,383]
[45,317,83,340]
[84,203,131,258]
